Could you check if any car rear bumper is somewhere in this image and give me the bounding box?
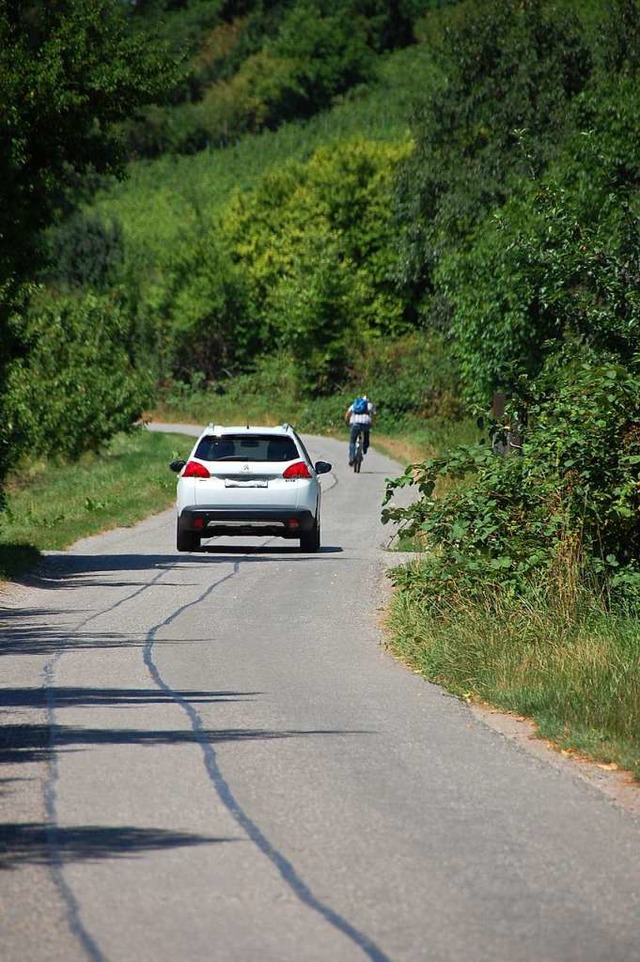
[178,506,317,538]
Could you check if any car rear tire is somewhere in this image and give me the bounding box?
[177,528,201,552]
[299,520,320,552]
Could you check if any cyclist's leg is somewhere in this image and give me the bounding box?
[348,424,360,463]
[362,425,371,454]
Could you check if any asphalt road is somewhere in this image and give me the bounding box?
[1,425,640,962]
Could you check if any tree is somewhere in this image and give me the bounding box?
[435,67,640,405]
[0,0,178,285]
[0,0,178,501]
[219,138,412,391]
[394,0,593,319]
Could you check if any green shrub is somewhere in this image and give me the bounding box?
[383,345,640,607]
[349,332,463,424]
[220,137,412,391]
[43,213,125,292]
[5,292,153,461]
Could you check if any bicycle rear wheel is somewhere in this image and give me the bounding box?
[353,437,363,472]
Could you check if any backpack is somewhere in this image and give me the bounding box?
[352,396,368,415]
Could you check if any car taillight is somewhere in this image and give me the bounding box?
[183,460,210,478]
[283,461,311,479]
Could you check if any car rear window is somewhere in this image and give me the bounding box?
[194,435,299,462]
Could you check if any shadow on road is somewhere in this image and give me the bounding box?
[0,821,234,869]
[0,714,372,767]
[199,543,343,554]
[4,544,344,588]
[0,686,257,708]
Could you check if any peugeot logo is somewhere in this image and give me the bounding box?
[242,464,250,472]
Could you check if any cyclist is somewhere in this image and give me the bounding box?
[345,393,376,466]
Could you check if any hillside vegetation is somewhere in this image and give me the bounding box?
[2,0,640,770]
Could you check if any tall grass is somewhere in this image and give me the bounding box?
[0,429,192,581]
[374,417,478,466]
[386,581,640,779]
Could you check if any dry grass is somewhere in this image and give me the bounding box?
[386,584,640,780]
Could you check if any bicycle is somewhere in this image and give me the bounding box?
[352,430,364,473]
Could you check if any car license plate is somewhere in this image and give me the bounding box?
[224,479,268,488]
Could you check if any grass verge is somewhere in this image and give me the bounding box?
[0,428,192,582]
[386,576,640,781]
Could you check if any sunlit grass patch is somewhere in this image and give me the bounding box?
[0,429,192,580]
[386,584,640,779]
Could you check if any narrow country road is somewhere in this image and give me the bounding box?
[1,425,639,962]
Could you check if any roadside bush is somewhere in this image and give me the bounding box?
[159,230,255,381]
[5,292,153,461]
[350,332,463,425]
[383,346,640,608]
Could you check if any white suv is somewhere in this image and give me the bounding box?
[170,423,332,552]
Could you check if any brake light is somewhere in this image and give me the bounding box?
[183,460,210,478]
[283,461,311,479]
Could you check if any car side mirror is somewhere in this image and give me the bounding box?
[315,460,332,475]
[169,459,186,473]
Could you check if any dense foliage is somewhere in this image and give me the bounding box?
[0,0,177,281]
[219,138,413,392]
[383,0,640,606]
[122,0,427,156]
[394,0,595,319]
[4,0,640,612]
[0,0,177,499]
[5,292,153,461]
[384,350,640,603]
